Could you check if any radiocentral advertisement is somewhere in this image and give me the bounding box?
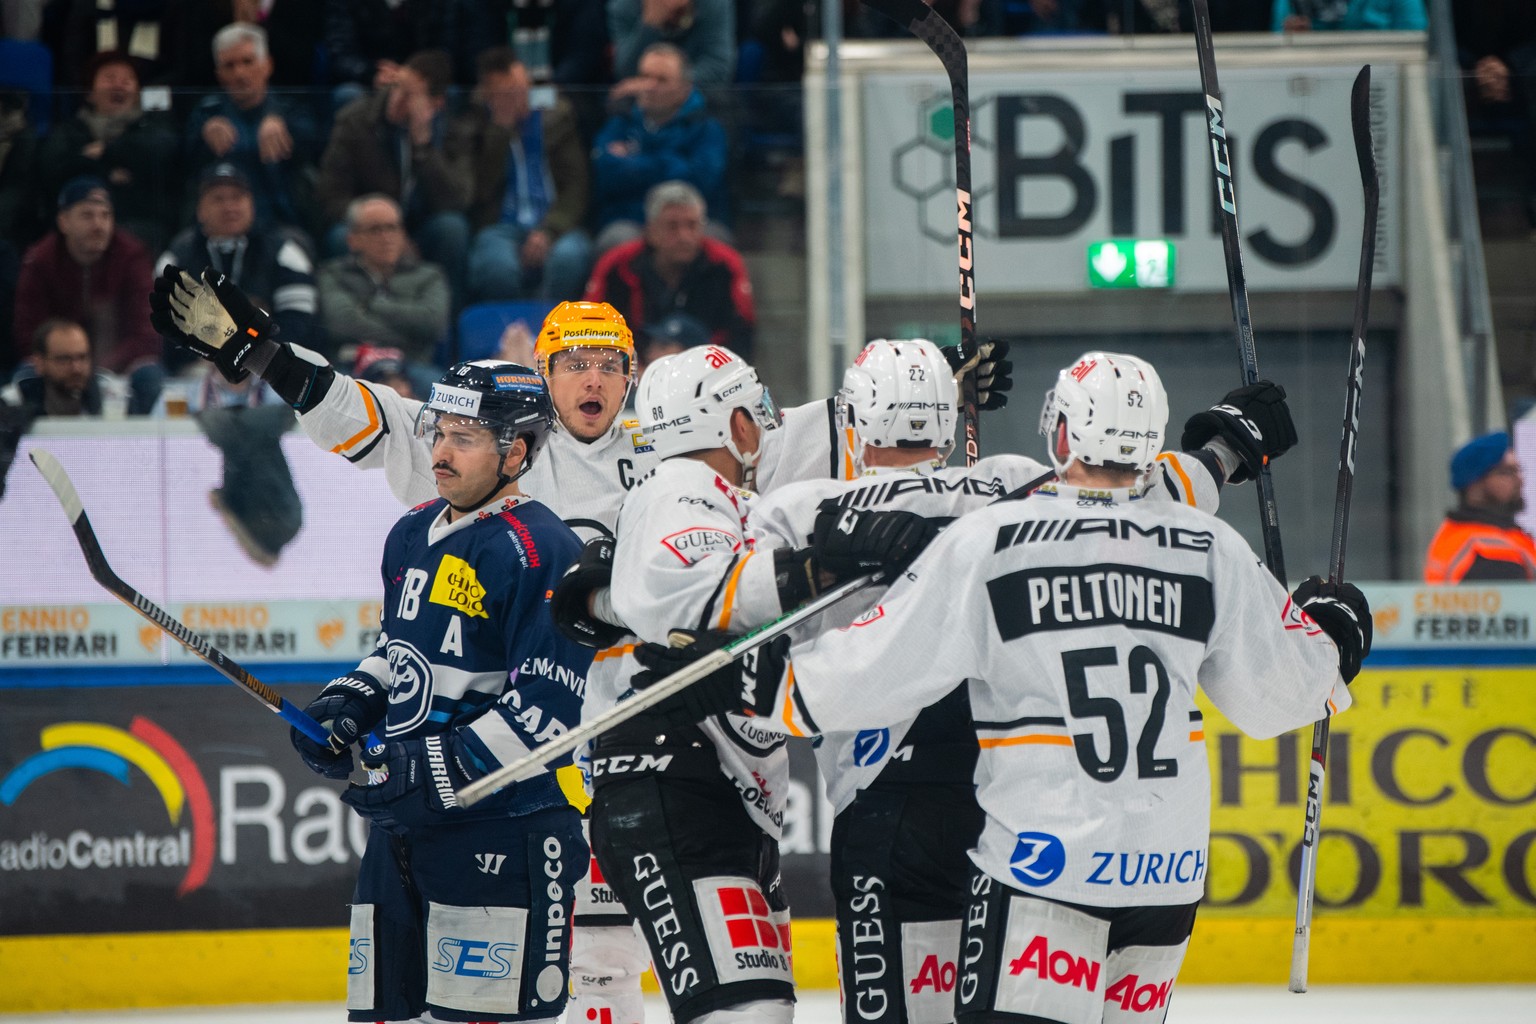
[3,427,1535,1004]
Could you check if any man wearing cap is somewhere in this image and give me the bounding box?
[12,176,162,412]
[158,161,319,372]
[1424,431,1536,583]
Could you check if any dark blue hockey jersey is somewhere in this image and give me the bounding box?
[347,493,590,818]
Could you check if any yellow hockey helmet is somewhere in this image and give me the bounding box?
[534,301,636,382]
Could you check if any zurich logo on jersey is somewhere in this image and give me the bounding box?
[852,729,890,767]
[1009,832,1066,887]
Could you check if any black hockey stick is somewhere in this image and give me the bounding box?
[1290,64,1378,994]
[861,0,982,466]
[29,448,337,747]
[1191,0,1287,585]
[456,573,879,807]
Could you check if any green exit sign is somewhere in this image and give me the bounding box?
[1086,239,1176,289]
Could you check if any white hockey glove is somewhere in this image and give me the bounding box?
[149,265,274,383]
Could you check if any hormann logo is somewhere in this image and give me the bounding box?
[493,373,543,391]
[0,717,214,896]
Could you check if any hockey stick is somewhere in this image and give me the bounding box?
[29,448,335,747]
[1191,0,1287,585]
[861,0,981,466]
[1290,64,1378,994]
[456,573,878,807]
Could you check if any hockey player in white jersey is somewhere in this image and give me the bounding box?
[636,351,1371,1024]
[553,344,941,1024]
[287,361,592,1023]
[745,339,1297,1024]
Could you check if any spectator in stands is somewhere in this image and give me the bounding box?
[1273,0,1425,32]
[317,49,474,305]
[609,0,734,87]
[584,179,754,359]
[635,309,707,376]
[465,47,594,305]
[154,0,328,93]
[353,342,416,398]
[1454,1,1536,230]
[38,51,180,253]
[318,194,450,390]
[1078,0,1191,34]
[13,177,161,412]
[185,23,320,233]
[0,318,126,418]
[158,163,319,372]
[1424,431,1536,583]
[326,0,452,109]
[592,43,728,251]
[52,0,177,90]
[0,88,42,250]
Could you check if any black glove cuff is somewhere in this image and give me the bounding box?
[261,342,336,412]
[774,547,816,609]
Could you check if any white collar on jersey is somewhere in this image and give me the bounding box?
[860,456,948,478]
[426,493,526,545]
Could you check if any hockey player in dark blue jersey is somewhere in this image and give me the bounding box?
[289,360,592,1023]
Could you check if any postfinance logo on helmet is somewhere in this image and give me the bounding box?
[535,301,636,382]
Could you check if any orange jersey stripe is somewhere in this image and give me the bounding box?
[715,552,755,631]
[329,381,382,455]
[978,734,1073,749]
[1156,452,1197,506]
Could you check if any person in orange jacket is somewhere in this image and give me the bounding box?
[1424,431,1536,583]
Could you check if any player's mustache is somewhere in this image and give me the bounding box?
[433,462,456,475]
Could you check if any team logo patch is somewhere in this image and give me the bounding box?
[1009,832,1066,887]
[631,431,654,454]
[430,555,488,619]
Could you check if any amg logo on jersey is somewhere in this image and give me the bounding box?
[831,474,1008,509]
[994,518,1214,553]
[987,564,1215,642]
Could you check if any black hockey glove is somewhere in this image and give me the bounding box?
[290,674,388,779]
[341,734,485,833]
[1180,380,1298,484]
[811,501,940,582]
[149,265,274,383]
[1292,576,1373,684]
[631,629,788,724]
[944,336,1013,411]
[551,536,629,648]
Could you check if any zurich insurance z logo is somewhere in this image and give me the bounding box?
[384,639,434,734]
[1010,832,1066,888]
[852,729,890,768]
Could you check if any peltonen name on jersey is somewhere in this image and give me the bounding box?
[830,473,1009,509]
[994,517,1214,552]
[987,563,1215,642]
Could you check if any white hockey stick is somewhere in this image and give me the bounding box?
[456,574,876,807]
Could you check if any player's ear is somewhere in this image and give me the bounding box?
[730,407,758,455]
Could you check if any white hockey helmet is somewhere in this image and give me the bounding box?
[637,346,782,467]
[1038,351,1168,475]
[841,338,957,456]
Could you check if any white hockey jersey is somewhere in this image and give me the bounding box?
[749,451,1224,815]
[296,374,656,535]
[594,458,797,837]
[756,481,1351,908]
[296,374,850,535]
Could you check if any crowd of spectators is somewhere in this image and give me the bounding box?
[0,0,1464,434]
